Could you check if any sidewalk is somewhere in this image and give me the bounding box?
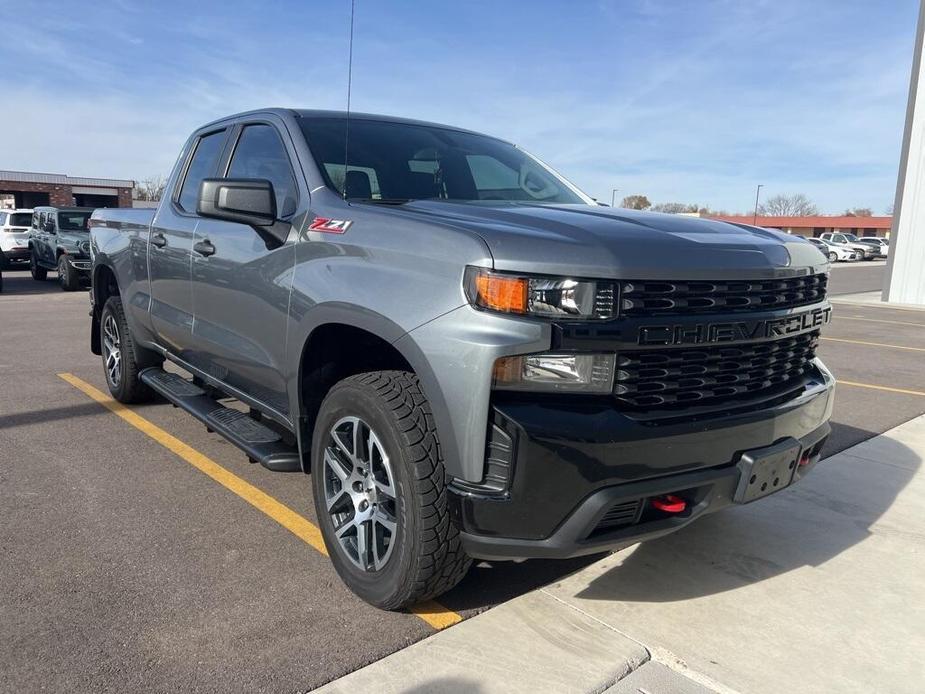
[831,290,925,310]
[318,414,925,693]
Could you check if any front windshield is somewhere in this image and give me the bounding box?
[299,117,589,205]
[842,233,859,242]
[58,211,91,231]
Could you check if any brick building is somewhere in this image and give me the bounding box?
[706,215,893,238]
[0,170,134,209]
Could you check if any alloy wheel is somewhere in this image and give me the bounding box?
[102,313,122,388]
[323,416,398,572]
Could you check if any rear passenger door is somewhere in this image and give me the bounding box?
[147,128,229,356]
[189,120,300,418]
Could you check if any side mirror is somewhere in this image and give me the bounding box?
[198,178,277,227]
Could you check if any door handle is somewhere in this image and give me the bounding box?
[193,239,216,257]
[150,233,167,248]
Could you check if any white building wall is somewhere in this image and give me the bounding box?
[886,0,925,304]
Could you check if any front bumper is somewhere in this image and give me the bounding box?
[64,255,91,273]
[454,362,834,560]
[1,246,30,261]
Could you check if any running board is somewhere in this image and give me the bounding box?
[140,368,301,472]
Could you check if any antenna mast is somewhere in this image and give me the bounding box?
[343,0,356,200]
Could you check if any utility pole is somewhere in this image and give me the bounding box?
[753,184,764,225]
[611,189,619,207]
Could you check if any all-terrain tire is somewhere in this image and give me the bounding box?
[100,296,162,403]
[312,370,472,610]
[58,255,81,291]
[30,250,47,281]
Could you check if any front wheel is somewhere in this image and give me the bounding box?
[58,255,81,291]
[312,371,471,610]
[30,250,47,281]
[828,251,837,262]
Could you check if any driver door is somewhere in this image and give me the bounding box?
[189,120,300,418]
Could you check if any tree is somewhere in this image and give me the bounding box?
[651,202,698,214]
[620,194,651,210]
[134,175,168,201]
[843,207,873,217]
[758,193,818,216]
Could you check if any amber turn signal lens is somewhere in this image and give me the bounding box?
[473,273,528,314]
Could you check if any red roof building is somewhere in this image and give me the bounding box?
[706,215,892,238]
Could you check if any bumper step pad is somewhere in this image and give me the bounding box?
[140,367,300,472]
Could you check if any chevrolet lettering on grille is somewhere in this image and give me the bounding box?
[638,306,832,346]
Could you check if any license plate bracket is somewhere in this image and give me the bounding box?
[734,439,801,504]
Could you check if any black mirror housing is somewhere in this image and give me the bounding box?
[197,178,276,227]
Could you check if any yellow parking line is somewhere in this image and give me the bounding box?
[840,315,925,328]
[58,372,463,631]
[821,336,925,352]
[837,380,925,397]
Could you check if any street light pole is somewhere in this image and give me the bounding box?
[753,184,764,226]
[611,189,619,207]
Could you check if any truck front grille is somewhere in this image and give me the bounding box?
[619,274,827,316]
[614,331,819,410]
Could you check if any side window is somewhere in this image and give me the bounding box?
[178,130,226,213]
[227,124,298,217]
[0,213,6,225]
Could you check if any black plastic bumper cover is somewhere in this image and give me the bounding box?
[453,372,834,561]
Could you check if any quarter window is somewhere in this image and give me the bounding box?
[227,124,298,217]
[179,130,226,213]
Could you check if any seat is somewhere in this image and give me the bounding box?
[345,170,372,199]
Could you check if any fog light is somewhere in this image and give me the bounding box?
[492,353,615,393]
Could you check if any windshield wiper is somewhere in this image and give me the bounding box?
[349,197,413,205]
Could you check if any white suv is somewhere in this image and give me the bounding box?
[0,208,34,268]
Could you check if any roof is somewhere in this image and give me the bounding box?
[0,170,134,188]
[709,215,893,229]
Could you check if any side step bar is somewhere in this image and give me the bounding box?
[140,368,301,472]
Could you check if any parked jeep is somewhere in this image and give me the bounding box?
[29,206,93,290]
[89,109,835,609]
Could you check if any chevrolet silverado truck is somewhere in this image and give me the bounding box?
[89,109,835,609]
[29,206,94,290]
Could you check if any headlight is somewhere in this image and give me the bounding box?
[492,353,616,393]
[465,267,615,320]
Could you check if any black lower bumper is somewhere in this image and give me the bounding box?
[453,365,835,561]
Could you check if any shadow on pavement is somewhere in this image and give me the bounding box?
[573,422,918,603]
[0,268,86,296]
[0,402,108,430]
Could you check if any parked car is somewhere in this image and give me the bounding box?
[28,206,94,290]
[0,208,34,269]
[856,237,889,258]
[807,237,859,262]
[89,108,835,610]
[819,232,877,260]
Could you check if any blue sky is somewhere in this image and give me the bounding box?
[1,0,918,212]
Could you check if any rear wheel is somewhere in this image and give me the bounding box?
[58,255,81,291]
[100,296,161,403]
[312,371,471,610]
[30,250,47,281]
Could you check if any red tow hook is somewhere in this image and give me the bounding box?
[798,451,812,467]
[651,494,686,513]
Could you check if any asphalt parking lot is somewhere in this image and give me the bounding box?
[2,259,923,692]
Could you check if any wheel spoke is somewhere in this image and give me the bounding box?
[331,424,357,464]
[324,448,352,481]
[355,519,370,570]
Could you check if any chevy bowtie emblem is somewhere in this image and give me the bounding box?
[308,217,352,234]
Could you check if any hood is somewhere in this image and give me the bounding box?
[394,202,826,279]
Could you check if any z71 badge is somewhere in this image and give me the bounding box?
[308,217,352,234]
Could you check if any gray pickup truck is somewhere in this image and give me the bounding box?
[89,108,835,609]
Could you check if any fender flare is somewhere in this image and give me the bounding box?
[287,303,462,478]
